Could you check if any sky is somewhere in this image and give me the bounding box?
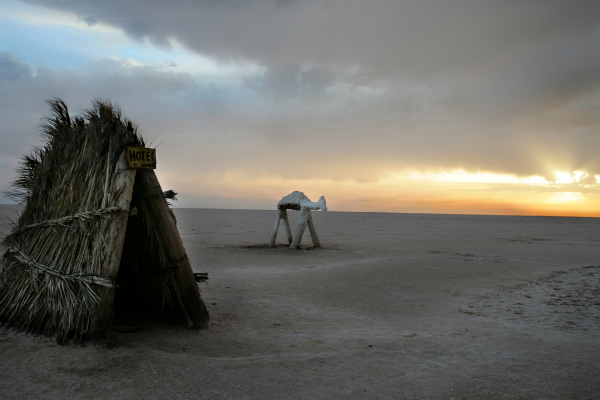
[1,0,599,216]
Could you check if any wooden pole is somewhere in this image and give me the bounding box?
[135,169,211,329]
[93,150,136,339]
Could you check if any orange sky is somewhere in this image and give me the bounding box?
[158,169,600,217]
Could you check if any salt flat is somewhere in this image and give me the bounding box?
[1,205,599,399]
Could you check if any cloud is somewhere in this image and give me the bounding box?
[0,51,33,80]
[0,53,202,155]
[15,0,600,124]
[17,0,600,72]
[243,62,336,101]
[3,1,600,189]
[82,16,97,26]
[2,45,600,189]
[578,173,597,185]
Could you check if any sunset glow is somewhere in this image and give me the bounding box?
[158,168,600,217]
[1,0,599,217]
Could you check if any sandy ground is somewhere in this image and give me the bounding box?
[0,205,599,399]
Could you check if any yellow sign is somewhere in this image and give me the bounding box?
[126,147,156,169]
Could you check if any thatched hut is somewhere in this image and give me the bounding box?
[0,99,210,344]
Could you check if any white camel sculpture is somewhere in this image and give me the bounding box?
[269,191,327,249]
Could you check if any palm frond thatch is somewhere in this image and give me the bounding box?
[0,99,204,344]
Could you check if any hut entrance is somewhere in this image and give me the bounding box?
[111,172,174,321]
[0,99,210,344]
[112,172,202,325]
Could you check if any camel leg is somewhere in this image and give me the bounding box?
[282,210,293,244]
[307,212,321,248]
[269,209,284,247]
[291,208,310,249]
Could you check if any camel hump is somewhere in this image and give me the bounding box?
[277,191,327,211]
[277,191,310,210]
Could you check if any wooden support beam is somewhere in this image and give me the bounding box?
[93,151,137,338]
